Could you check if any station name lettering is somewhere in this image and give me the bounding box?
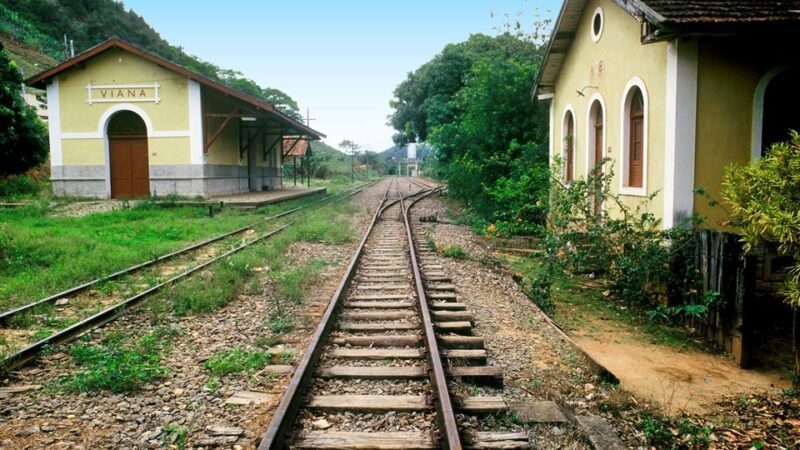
[99,88,149,99]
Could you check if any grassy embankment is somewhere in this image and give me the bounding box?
[4,197,360,389]
[0,179,360,310]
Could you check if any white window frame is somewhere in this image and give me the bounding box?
[590,7,604,43]
[619,77,648,197]
[561,104,577,181]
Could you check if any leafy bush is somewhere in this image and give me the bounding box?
[544,159,702,309]
[0,44,48,177]
[439,245,468,259]
[0,175,42,198]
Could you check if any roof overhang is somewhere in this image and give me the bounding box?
[532,0,587,99]
[25,38,325,140]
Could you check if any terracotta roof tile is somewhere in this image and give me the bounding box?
[641,0,800,24]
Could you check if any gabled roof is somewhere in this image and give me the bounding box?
[283,136,310,158]
[533,0,800,97]
[26,39,325,139]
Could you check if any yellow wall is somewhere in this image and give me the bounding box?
[59,48,189,132]
[62,139,103,165]
[693,38,785,227]
[203,91,241,166]
[551,0,668,218]
[57,47,191,166]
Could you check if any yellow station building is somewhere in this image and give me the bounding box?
[26,39,324,199]
[535,0,800,228]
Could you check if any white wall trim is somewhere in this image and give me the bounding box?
[561,104,577,180]
[46,78,62,166]
[584,93,607,178]
[663,39,698,228]
[619,76,649,197]
[751,65,789,162]
[590,6,604,43]
[188,79,204,164]
[548,99,555,163]
[62,130,190,139]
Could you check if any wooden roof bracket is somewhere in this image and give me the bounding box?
[264,128,290,160]
[239,126,263,158]
[205,106,240,153]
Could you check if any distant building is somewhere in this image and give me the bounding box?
[23,91,48,121]
[25,39,324,199]
[406,143,418,177]
[535,0,800,229]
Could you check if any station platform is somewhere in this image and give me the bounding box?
[212,186,326,208]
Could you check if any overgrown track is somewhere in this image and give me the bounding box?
[0,181,377,372]
[258,179,529,449]
[0,182,375,325]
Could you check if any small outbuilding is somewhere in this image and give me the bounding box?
[26,39,324,199]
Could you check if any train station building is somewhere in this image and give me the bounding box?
[26,39,324,199]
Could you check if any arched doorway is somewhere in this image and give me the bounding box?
[107,110,149,198]
[761,68,800,156]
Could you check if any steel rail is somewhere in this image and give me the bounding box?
[399,186,461,450]
[258,178,395,450]
[1,223,290,372]
[0,181,377,324]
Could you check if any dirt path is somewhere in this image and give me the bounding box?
[572,323,792,415]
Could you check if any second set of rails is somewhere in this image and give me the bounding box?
[0,181,377,371]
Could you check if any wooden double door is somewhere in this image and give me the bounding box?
[110,137,150,198]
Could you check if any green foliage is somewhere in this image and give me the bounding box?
[389,33,550,232]
[544,159,703,309]
[723,131,800,308]
[60,328,176,392]
[648,291,719,325]
[439,245,468,259]
[204,347,281,376]
[162,424,189,450]
[0,175,42,198]
[271,258,329,304]
[0,43,48,176]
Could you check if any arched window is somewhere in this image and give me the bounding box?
[563,109,575,181]
[621,79,647,194]
[588,99,605,213]
[628,89,644,187]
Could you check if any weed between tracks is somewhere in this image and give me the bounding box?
[58,325,183,392]
[204,347,293,376]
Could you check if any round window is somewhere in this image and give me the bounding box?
[591,7,604,42]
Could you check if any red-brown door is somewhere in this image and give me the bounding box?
[110,138,149,198]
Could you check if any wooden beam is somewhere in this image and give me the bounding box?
[264,128,289,160]
[205,106,239,152]
[240,127,262,158]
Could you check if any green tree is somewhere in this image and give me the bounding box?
[724,131,800,383]
[0,43,48,176]
[338,140,360,183]
[389,33,549,233]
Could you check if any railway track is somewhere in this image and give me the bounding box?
[258,180,528,449]
[0,181,377,372]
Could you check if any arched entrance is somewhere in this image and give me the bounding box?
[761,68,800,156]
[107,110,149,198]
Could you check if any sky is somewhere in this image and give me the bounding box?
[124,0,561,151]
